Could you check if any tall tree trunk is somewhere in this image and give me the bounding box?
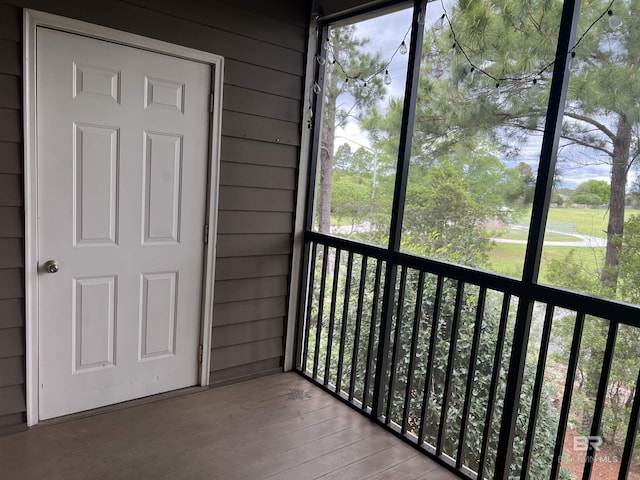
[319,123,335,233]
[602,114,632,290]
[318,34,341,234]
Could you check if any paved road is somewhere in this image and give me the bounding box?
[332,224,608,248]
[491,228,607,247]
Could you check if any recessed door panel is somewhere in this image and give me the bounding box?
[143,132,183,244]
[145,76,185,113]
[73,63,121,103]
[74,124,119,246]
[73,276,117,372]
[140,272,178,360]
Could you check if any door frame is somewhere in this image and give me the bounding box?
[23,9,224,426]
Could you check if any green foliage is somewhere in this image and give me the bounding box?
[402,159,495,267]
[305,258,569,478]
[502,162,536,207]
[331,173,373,226]
[571,180,610,206]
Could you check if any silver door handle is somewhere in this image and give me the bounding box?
[44,260,60,273]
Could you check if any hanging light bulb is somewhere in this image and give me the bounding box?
[399,41,408,55]
[465,67,476,85]
[608,10,622,30]
[434,14,446,31]
[569,51,579,71]
[530,78,541,96]
[361,82,370,97]
[312,82,321,94]
[384,69,392,85]
[447,42,457,60]
[323,40,330,50]
[316,55,326,65]
[490,82,501,102]
[327,60,335,73]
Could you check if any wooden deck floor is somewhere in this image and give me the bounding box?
[0,373,457,480]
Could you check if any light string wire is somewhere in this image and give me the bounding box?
[313,0,617,93]
[442,0,617,87]
[328,23,413,85]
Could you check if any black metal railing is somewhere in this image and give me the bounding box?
[295,232,640,480]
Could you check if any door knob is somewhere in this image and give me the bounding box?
[44,260,60,273]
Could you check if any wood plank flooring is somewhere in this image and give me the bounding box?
[0,373,458,480]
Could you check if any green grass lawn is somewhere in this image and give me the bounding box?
[492,228,579,242]
[515,207,639,237]
[485,206,628,282]
[487,242,605,283]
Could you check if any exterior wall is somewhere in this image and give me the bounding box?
[0,0,308,434]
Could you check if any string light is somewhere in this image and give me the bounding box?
[436,0,618,89]
[531,78,541,96]
[306,0,617,127]
[384,69,392,85]
[311,18,414,109]
[608,10,622,29]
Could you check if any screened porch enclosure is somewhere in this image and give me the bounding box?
[294,0,640,478]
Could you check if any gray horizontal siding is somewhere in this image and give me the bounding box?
[218,186,294,212]
[224,59,302,100]
[0,142,21,174]
[213,297,287,328]
[220,162,297,190]
[0,3,24,435]
[224,85,300,123]
[215,255,291,281]
[0,0,307,431]
[217,233,292,257]
[215,276,289,304]
[211,318,284,349]
[210,337,283,371]
[220,137,299,168]
[209,357,282,386]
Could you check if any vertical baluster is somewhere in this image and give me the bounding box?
[385,266,408,424]
[457,286,487,468]
[301,242,318,373]
[336,251,354,393]
[618,367,640,480]
[418,275,444,446]
[349,256,368,402]
[401,270,426,435]
[478,293,512,479]
[312,245,330,380]
[362,259,383,411]
[520,304,555,478]
[550,312,585,479]
[324,249,342,387]
[436,280,465,456]
[581,320,618,480]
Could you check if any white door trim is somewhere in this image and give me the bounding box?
[23,9,223,426]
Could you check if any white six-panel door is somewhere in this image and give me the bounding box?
[36,27,212,420]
